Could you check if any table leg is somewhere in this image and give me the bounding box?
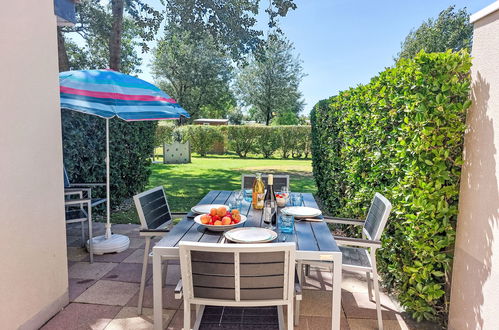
[153,249,163,330]
[332,255,342,330]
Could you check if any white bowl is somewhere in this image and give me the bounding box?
[194,214,247,232]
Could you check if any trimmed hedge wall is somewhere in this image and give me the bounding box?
[311,50,471,322]
[62,110,157,207]
[156,125,311,158]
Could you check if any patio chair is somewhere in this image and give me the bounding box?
[133,186,188,314]
[64,167,107,208]
[64,194,94,263]
[241,174,290,191]
[299,192,392,330]
[175,242,301,330]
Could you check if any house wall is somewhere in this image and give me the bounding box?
[0,1,69,329]
[448,4,499,329]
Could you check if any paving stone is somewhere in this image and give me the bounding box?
[123,248,149,264]
[83,248,135,263]
[147,264,181,286]
[300,315,350,330]
[41,303,121,330]
[126,285,183,310]
[342,290,400,320]
[74,280,139,306]
[67,235,85,248]
[166,308,197,330]
[129,237,146,249]
[299,289,333,317]
[112,224,140,235]
[103,262,151,283]
[347,318,407,330]
[69,262,118,280]
[104,306,175,330]
[67,247,88,262]
[302,268,333,291]
[341,270,373,294]
[68,278,97,301]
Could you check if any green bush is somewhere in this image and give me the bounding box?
[179,125,224,156]
[226,125,259,157]
[311,50,471,323]
[254,126,281,158]
[62,110,157,207]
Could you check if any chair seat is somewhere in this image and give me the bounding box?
[339,246,372,270]
[65,209,88,223]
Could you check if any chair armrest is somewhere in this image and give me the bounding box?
[65,198,91,206]
[71,183,106,187]
[171,212,188,216]
[139,228,170,233]
[174,280,183,299]
[64,190,85,197]
[323,216,364,226]
[333,236,382,248]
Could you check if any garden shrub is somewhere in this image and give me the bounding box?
[226,125,259,157]
[311,50,471,323]
[254,126,281,158]
[62,110,157,207]
[179,125,224,156]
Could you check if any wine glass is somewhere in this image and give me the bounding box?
[280,186,290,205]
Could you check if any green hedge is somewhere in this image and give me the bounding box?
[311,50,471,323]
[156,125,312,158]
[62,110,157,207]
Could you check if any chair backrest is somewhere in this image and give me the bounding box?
[179,242,295,305]
[362,193,392,241]
[63,167,71,188]
[241,174,290,191]
[133,186,172,230]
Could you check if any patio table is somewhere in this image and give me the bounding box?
[152,190,342,330]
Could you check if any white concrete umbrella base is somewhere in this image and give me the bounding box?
[87,234,130,255]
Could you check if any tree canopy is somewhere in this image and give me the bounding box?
[151,28,235,119]
[236,34,304,125]
[397,6,472,60]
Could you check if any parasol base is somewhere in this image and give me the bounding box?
[87,234,130,255]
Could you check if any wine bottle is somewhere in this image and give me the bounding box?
[252,173,265,210]
[264,174,277,225]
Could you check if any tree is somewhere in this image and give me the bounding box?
[151,29,235,119]
[397,6,472,60]
[236,34,304,125]
[164,0,296,62]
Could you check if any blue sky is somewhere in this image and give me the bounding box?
[136,0,492,114]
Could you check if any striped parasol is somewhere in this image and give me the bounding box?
[59,70,189,255]
[60,69,189,121]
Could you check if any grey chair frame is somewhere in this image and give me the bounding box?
[241,174,290,190]
[300,193,392,330]
[175,242,300,330]
[64,193,93,263]
[133,186,187,314]
[64,167,106,208]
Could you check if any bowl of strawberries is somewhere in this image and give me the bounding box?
[194,206,247,231]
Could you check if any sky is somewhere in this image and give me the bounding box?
[135,0,492,114]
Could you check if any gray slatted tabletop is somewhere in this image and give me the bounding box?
[152,191,342,330]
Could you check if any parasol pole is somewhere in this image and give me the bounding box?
[105,118,112,239]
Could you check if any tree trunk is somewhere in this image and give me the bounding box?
[109,0,124,71]
[265,107,271,125]
[57,27,70,72]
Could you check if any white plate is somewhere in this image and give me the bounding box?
[224,227,278,243]
[281,206,322,218]
[194,214,247,232]
[191,204,228,215]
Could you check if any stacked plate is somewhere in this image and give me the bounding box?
[281,206,322,219]
[224,227,277,243]
[191,204,228,214]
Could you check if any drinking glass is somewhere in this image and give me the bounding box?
[280,186,290,205]
[243,189,253,203]
[234,190,244,210]
[291,193,303,206]
[279,214,295,234]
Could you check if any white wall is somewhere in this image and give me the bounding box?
[0,1,69,329]
[449,3,499,329]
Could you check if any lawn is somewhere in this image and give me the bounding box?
[112,154,316,224]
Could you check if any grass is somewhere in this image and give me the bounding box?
[111,154,316,224]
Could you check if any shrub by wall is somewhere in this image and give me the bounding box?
[62,110,157,207]
[156,125,312,158]
[311,50,471,322]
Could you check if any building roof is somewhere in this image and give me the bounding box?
[470,1,499,23]
[193,119,229,123]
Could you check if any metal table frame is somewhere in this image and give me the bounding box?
[152,190,342,330]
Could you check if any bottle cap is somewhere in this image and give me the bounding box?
[268,174,273,185]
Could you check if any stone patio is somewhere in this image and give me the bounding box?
[42,223,440,330]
